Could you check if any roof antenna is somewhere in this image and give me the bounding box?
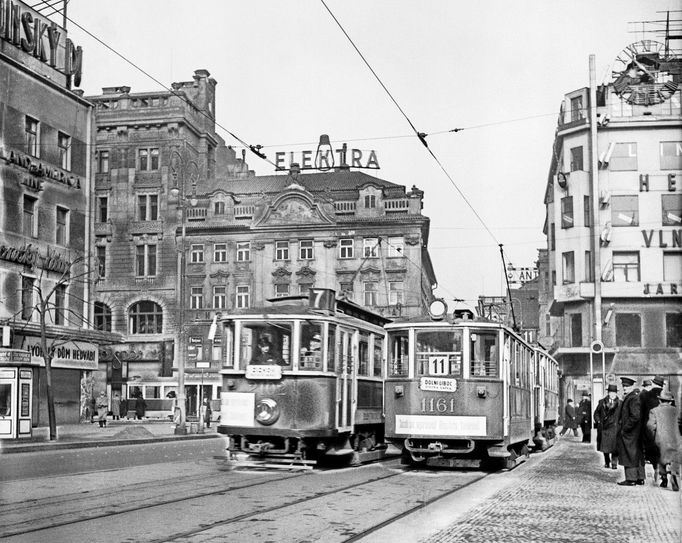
[499,244,518,332]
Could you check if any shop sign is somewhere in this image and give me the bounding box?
[0,242,71,274]
[1,148,83,191]
[0,348,30,364]
[641,229,682,248]
[24,339,98,370]
[275,142,379,171]
[643,283,681,295]
[0,0,83,87]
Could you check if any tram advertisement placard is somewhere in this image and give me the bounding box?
[420,377,457,392]
[221,392,255,426]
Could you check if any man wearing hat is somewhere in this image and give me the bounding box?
[594,384,620,469]
[646,388,680,490]
[578,391,592,443]
[641,376,665,468]
[616,377,645,485]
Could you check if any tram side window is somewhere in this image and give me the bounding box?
[0,383,11,415]
[300,322,323,370]
[415,329,463,376]
[470,331,498,377]
[328,326,337,372]
[358,333,369,376]
[241,323,292,367]
[372,335,383,377]
[389,332,409,377]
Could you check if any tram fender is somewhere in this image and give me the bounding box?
[487,444,512,458]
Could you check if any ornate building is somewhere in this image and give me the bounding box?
[88,73,436,417]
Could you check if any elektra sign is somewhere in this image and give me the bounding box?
[0,0,83,87]
[275,135,379,172]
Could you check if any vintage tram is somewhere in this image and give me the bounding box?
[217,289,390,467]
[384,300,559,469]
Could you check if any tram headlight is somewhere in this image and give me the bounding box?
[255,398,280,425]
[477,386,487,398]
[394,385,404,397]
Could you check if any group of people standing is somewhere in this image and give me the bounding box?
[89,391,147,426]
[592,376,680,490]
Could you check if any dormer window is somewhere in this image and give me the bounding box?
[365,195,376,208]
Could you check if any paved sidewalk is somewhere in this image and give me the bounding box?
[365,436,681,543]
[0,419,222,454]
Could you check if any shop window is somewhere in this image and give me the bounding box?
[339,238,354,259]
[666,313,682,348]
[611,195,639,227]
[94,302,112,332]
[615,313,641,347]
[613,252,640,282]
[129,301,163,334]
[609,143,637,171]
[561,196,573,228]
[660,141,682,170]
[661,194,682,226]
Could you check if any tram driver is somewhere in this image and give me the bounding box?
[250,335,285,365]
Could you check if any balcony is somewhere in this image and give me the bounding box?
[384,199,409,213]
[334,201,356,215]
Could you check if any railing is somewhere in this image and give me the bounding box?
[389,356,408,377]
[234,205,254,218]
[186,207,207,221]
[334,201,356,214]
[384,199,409,212]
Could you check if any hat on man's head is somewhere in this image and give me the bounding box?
[642,379,652,387]
[582,391,589,397]
[620,376,636,386]
[607,384,618,392]
[658,389,674,402]
[652,376,665,387]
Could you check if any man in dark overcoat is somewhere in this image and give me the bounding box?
[594,384,620,469]
[640,375,664,466]
[578,391,592,443]
[559,398,578,437]
[616,376,645,485]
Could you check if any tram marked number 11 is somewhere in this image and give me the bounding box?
[428,355,448,375]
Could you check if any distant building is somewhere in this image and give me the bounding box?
[0,1,117,429]
[88,73,436,417]
[542,36,682,400]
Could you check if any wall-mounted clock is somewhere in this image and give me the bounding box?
[611,40,678,105]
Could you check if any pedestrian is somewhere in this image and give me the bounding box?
[559,398,578,437]
[96,390,109,428]
[111,392,121,420]
[120,396,128,419]
[89,395,97,423]
[640,376,664,468]
[616,376,645,486]
[578,391,592,443]
[646,389,680,491]
[135,394,147,420]
[201,397,212,428]
[594,384,620,469]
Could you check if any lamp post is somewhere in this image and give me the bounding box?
[169,149,198,435]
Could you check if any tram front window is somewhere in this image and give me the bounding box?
[388,332,409,377]
[415,329,463,376]
[300,322,323,370]
[470,331,498,377]
[241,322,292,367]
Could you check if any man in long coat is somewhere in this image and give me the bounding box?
[640,376,664,466]
[578,392,592,443]
[594,384,620,469]
[616,377,645,486]
[559,399,578,437]
[646,388,680,490]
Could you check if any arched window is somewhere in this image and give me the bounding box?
[94,302,112,332]
[129,301,163,334]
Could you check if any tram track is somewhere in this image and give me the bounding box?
[0,468,306,539]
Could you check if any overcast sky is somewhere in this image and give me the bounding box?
[64,0,676,310]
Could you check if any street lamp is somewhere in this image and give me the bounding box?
[169,149,199,435]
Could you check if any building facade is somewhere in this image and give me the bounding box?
[0,1,116,431]
[542,39,681,401]
[88,74,436,417]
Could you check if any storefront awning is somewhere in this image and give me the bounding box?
[609,351,682,377]
[548,300,565,317]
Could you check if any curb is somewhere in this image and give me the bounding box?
[0,432,222,454]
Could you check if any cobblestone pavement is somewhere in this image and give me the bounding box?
[420,438,681,543]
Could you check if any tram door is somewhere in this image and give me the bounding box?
[336,328,355,431]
